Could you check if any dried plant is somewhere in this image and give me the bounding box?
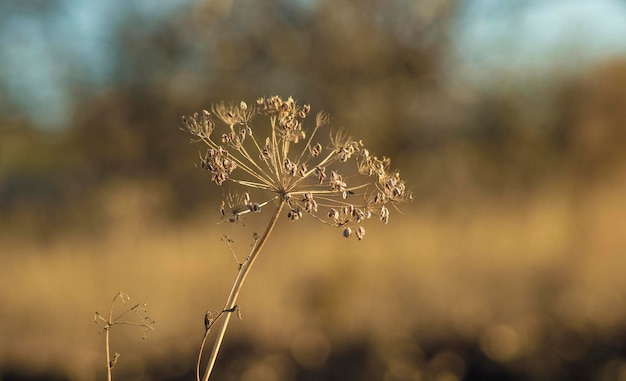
[95,292,155,381]
[182,96,411,381]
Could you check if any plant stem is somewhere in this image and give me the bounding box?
[105,293,116,381]
[201,198,286,381]
[105,327,112,381]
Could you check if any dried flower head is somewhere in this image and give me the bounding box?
[219,192,262,223]
[183,95,411,239]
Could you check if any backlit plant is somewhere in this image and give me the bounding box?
[181,95,411,381]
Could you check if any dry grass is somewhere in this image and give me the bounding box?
[1,168,626,380]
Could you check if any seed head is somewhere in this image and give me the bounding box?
[183,96,411,240]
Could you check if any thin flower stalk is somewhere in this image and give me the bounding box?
[94,292,154,381]
[200,199,285,381]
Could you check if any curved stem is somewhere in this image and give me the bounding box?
[201,198,286,381]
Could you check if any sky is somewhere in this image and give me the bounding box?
[452,0,626,86]
[1,0,626,129]
[0,0,193,128]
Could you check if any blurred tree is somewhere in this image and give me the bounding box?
[64,0,460,214]
[568,59,626,177]
[5,0,625,230]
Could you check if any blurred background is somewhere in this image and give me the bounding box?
[1,0,626,380]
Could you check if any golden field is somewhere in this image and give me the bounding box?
[1,167,625,381]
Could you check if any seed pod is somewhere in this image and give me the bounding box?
[329,209,339,220]
[298,163,307,177]
[356,226,365,240]
[380,206,389,224]
[311,143,322,157]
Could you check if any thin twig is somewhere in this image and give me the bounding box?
[96,292,153,381]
